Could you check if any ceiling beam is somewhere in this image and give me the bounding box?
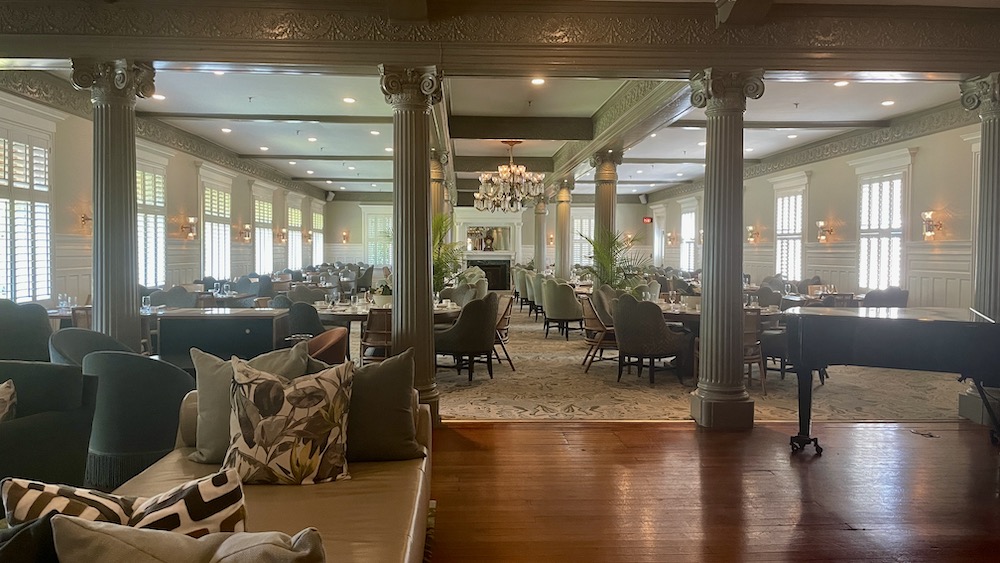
[669,119,891,130]
[453,155,553,173]
[136,112,393,124]
[241,154,393,161]
[449,116,593,141]
[622,158,761,165]
[716,0,773,26]
[386,0,427,23]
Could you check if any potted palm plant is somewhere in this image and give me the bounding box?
[579,227,649,291]
[432,213,464,294]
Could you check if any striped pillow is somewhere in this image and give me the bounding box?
[1,469,246,538]
[0,379,15,422]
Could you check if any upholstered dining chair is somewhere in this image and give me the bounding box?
[82,351,194,491]
[434,292,499,381]
[0,299,52,361]
[360,307,393,365]
[863,286,909,307]
[542,279,583,340]
[493,294,515,371]
[647,280,661,301]
[755,286,783,308]
[307,326,349,365]
[287,285,327,304]
[591,285,617,328]
[49,328,134,367]
[743,308,767,394]
[149,286,198,308]
[530,273,546,322]
[523,271,537,317]
[581,296,616,373]
[450,283,478,307]
[613,294,692,385]
[356,265,375,293]
[515,268,529,310]
[473,278,489,300]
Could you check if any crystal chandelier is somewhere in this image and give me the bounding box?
[475,140,545,213]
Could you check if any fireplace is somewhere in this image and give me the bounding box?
[467,259,510,290]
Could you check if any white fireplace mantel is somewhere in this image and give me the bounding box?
[453,207,523,264]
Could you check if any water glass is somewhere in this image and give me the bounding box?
[748,295,760,308]
[141,295,152,314]
[433,291,440,304]
[350,294,358,307]
[58,293,68,311]
[323,293,334,308]
[67,295,77,308]
[214,282,222,294]
[223,283,231,295]
[642,292,652,302]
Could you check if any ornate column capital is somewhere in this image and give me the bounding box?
[589,150,623,169]
[556,180,573,203]
[689,68,764,114]
[961,72,1000,119]
[534,199,548,214]
[71,59,155,104]
[378,65,442,111]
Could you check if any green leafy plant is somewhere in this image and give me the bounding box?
[432,213,464,293]
[373,281,392,296]
[578,227,650,291]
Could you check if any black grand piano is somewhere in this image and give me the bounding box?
[785,306,1000,453]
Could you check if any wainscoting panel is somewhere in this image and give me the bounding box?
[166,238,200,288]
[805,242,859,293]
[329,243,363,264]
[660,247,680,269]
[905,241,973,308]
[231,242,253,277]
[53,233,93,304]
[743,244,774,284]
[273,246,288,272]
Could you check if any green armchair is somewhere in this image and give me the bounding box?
[0,360,97,486]
[530,273,546,322]
[48,328,134,367]
[541,279,583,340]
[0,299,52,361]
[613,294,692,385]
[434,293,499,381]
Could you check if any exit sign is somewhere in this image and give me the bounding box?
[642,217,653,224]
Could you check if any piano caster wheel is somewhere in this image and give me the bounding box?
[790,435,822,454]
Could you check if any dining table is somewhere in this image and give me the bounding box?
[317,302,463,360]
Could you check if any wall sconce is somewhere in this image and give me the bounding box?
[548,233,554,246]
[341,230,349,244]
[921,211,943,240]
[624,232,634,246]
[304,230,313,244]
[665,232,675,246]
[816,220,834,243]
[276,228,287,244]
[746,225,759,244]
[180,216,198,240]
[699,229,704,245]
[80,214,93,227]
[237,224,252,243]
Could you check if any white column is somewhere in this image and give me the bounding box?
[533,199,548,270]
[591,150,622,236]
[961,73,1000,321]
[555,179,573,279]
[72,59,155,352]
[430,151,447,219]
[689,68,764,430]
[380,65,443,421]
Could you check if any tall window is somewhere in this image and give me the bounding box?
[287,207,303,269]
[203,184,231,280]
[254,198,273,274]
[136,167,166,288]
[571,209,595,266]
[0,123,52,303]
[680,211,696,271]
[774,192,803,280]
[858,172,903,289]
[312,209,324,266]
[361,206,393,266]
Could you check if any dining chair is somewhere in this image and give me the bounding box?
[434,293,499,381]
[530,273,546,322]
[613,294,692,385]
[581,296,616,373]
[49,328,134,367]
[542,279,583,340]
[863,287,909,307]
[360,307,393,366]
[71,306,92,329]
[743,308,767,394]
[0,299,52,361]
[493,294,515,371]
[523,271,537,317]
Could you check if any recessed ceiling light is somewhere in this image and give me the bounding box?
[306,170,314,175]
[636,170,643,174]
[259,146,269,151]
[698,141,707,146]
[307,137,317,142]
[221,128,232,133]
[881,100,895,106]
[151,94,166,101]
[676,173,684,177]
[649,183,655,187]
[213,71,225,76]
[834,80,849,87]
[787,134,798,139]
[744,148,754,152]
[340,186,346,190]
[371,183,377,187]
[531,78,545,85]
[347,166,355,170]
[343,97,356,104]
[370,130,380,135]
[326,180,332,184]
[650,133,657,138]
[683,127,701,131]
[631,189,637,193]
[385,147,393,152]
[607,149,613,153]
[289,161,296,165]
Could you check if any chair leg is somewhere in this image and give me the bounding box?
[584,346,597,373]
[499,339,515,371]
[617,355,624,382]
[779,357,786,380]
[468,355,474,382]
[564,321,569,341]
[648,356,655,385]
[487,353,493,379]
[758,358,767,395]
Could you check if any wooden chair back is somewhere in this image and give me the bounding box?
[360,308,393,364]
[71,306,92,329]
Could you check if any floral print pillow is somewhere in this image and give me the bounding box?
[223,358,354,485]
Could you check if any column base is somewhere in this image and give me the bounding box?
[690,393,755,429]
[417,385,442,426]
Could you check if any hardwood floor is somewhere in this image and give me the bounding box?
[430,421,1000,562]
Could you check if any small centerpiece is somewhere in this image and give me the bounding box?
[372,281,392,307]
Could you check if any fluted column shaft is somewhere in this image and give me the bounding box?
[430,152,447,219]
[534,200,548,270]
[555,180,573,279]
[591,151,622,235]
[72,60,154,352]
[961,73,1000,321]
[380,65,443,421]
[689,69,764,430]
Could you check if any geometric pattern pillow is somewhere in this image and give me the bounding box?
[223,358,354,485]
[0,379,15,422]
[0,478,142,526]
[128,469,246,538]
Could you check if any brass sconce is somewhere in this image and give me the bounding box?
[921,211,943,240]
[699,229,704,245]
[238,224,252,243]
[665,232,675,246]
[816,220,834,243]
[746,225,759,244]
[80,214,93,227]
[548,233,554,246]
[623,232,634,246]
[276,227,287,244]
[180,216,198,240]
[304,230,313,244]
[341,230,349,244]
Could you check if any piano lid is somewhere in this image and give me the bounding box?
[783,307,995,324]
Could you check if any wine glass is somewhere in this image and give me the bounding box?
[323,292,334,309]
[141,295,152,314]
[667,290,679,311]
[223,283,231,295]
[213,282,221,295]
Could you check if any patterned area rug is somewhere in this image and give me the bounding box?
[432,301,969,421]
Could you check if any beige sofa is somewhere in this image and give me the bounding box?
[115,390,432,563]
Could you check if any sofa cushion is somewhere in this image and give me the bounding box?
[0,379,14,421]
[347,348,425,463]
[188,342,312,464]
[1,477,140,526]
[51,516,325,563]
[223,359,353,485]
[128,468,246,537]
[0,510,58,563]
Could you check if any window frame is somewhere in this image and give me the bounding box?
[135,141,173,289]
[769,171,809,282]
[678,197,699,272]
[360,204,393,267]
[571,206,595,266]
[311,200,324,267]
[252,182,276,275]
[286,193,304,270]
[199,164,236,281]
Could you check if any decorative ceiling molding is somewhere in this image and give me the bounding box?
[0,70,324,200]
[2,3,998,75]
[331,192,394,202]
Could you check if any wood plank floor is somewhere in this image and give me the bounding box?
[430,421,1000,562]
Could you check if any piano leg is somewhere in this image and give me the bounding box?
[971,379,1000,446]
[790,367,823,454]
